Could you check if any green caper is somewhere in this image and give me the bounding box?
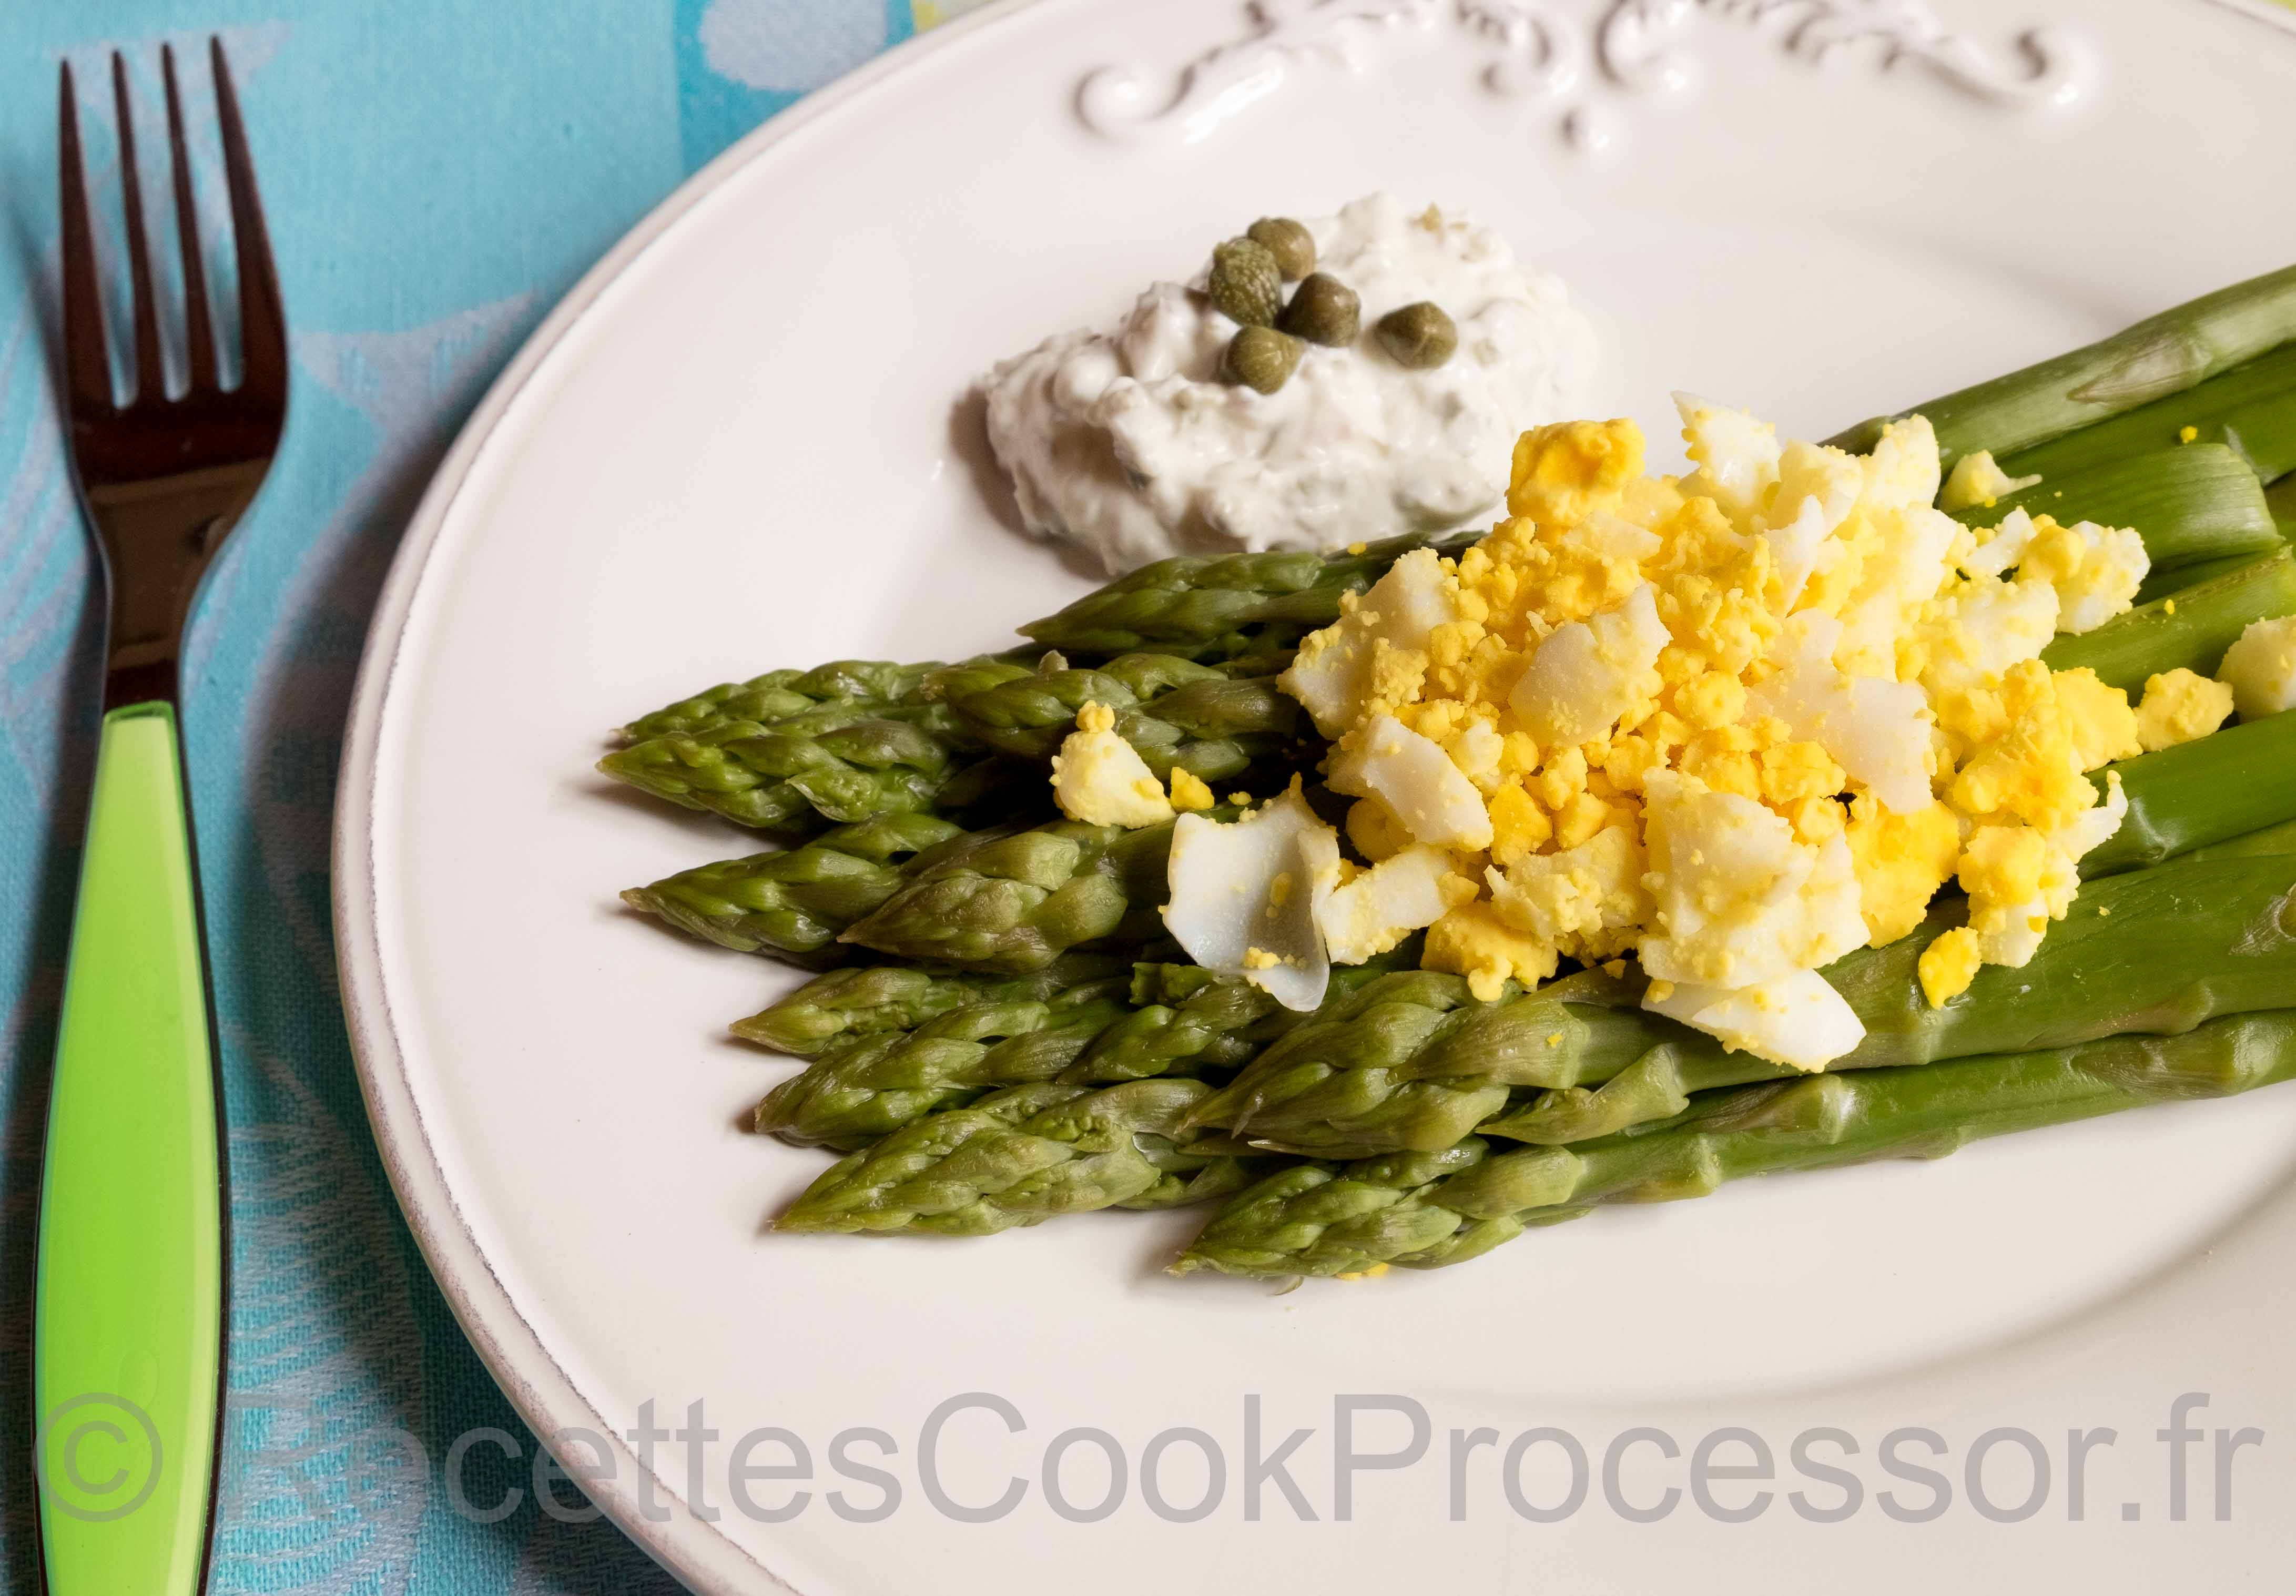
[1375,301,1459,369]
[1246,217,1316,281]
[1208,237,1284,327]
[1277,272,1360,347]
[1226,326,1304,394]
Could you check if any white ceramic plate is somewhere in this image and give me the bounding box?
[337,2,2296,1590]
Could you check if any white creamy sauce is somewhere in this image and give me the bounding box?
[981,194,1599,573]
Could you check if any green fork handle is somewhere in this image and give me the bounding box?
[35,700,225,1595]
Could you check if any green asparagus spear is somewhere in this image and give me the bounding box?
[1019,530,1475,661]
[2134,546,2282,606]
[2183,815,2296,865]
[622,813,966,962]
[1948,444,2279,573]
[840,812,1203,972]
[750,959,1371,1147]
[753,986,1133,1150]
[749,960,1343,1147]
[598,705,988,837]
[1063,965,1289,1083]
[619,660,941,741]
[1999,342,2296,486]
[1182,972,1591,1157]
[951,653,1306,784]
[1825,263,2296,471]
[1164,853,2296,1158]
[2043,548,2296,691]
[2082,710,2296,876]
[1062,952,1420,1086]
[1176,1010,2296,1278]
[2270,471,2296,538]
[730,953,1130,1055]
[774,1079,1259,1236]
[1488,851,2296,1143]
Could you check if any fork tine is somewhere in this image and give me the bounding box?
[162,45,217,394]
[57,62,113,415]
[109,52,164,404]
[210,38,285,403]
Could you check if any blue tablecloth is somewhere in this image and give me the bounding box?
[0,3,988,1589]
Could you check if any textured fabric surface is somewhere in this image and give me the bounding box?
[0,2,992,1590]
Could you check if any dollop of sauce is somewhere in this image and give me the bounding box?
[981,194,1599,573]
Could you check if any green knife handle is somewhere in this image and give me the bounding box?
[35,701,224,1596]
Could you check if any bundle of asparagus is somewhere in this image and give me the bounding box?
[602,263,2296,1280]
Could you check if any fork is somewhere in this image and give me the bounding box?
[34,42,286,1596]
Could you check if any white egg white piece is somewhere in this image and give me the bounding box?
[1756,440,1863,609]
[2054,768,2129,861]
[1317,846,1470,964]
[1832,503,1961,677]
[1508,581,1669,749]
[1279,547,1456,737]
[1162,789,1343,1011]
[2050,521,2149,635]
[1562,507,1663,567]
[1327,713,1494,850]
[1643,969,1866,1073]
[1445,718,1506,793]
[2219,615,2296,720]
[1673,393,1780,526]
[1638,769,1866,989]
[1749,613,1934,812]
[1918,571,2060,703]
[1858,414,1944,515]
[1959,505,2039,582]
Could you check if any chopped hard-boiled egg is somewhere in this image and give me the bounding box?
[2033,519,2148,634]
[1676,393,1780,525]
[1221,400,2175,1071]
[1167,766,1216,811]
[1951,506,2145,634]
[2050,667,2142,768]
[1424,899,1558,1001]
[1162,786,1342,1011]
[1485,824,1650,972]
[1928,771,2128,999]
[1917,926,1983,1008]
[1279,547,1454,737]
[1761,441,1862,608]
[1050,702,1173,827]
[2218,615,2296,720]
[1638,768,1865,990]
[2135,668,2234,751]
[1844,795,1960,947]
[1326,714,1494,850]
[1937,450,2041,513]
[1748,613,1933,812]
[1509,582,1670,748]
[1318,846,1476,964]
[1643,968,1865,1074]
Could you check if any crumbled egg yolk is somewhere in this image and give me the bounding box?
[1050,701,1173,827]
[1917,926,1983,1008]
[2219,615,2296,720]
[1938,450,2040,513]
[1179,398,2162,1060]
[2134,668,2235,751]
[1167,766,1216,811]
